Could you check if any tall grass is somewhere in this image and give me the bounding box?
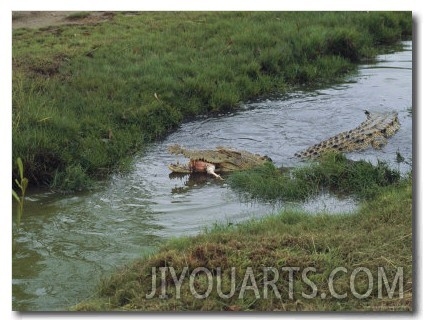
[228,152,402,202]
[12,157,28,252]
[12,12,412,191]
[12,157,28,229]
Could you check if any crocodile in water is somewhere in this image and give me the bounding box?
[168,144,271,179]
[167,110,400,178]
[294,110,400,158]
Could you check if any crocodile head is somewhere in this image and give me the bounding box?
[168,144,271,174]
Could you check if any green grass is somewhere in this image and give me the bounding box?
[72,177,412,311]
[228,152,402,202]
[12,11,412,191]
[65,12,91,21]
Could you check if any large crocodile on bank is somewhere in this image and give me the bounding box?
[294,110,400,158]
[168,110,400,179]
[168,144,271,179]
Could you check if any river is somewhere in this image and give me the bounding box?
[12,41,412,311]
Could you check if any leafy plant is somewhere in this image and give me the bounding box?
[12,157,28,229]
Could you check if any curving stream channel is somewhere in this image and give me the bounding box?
[12,41,412,311]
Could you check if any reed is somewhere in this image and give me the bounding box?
[12,157,28,229]
[12,157,28,252]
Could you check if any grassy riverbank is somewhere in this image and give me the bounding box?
[12,11,412,190]
[73,175,412,311]
[228,152,403,202]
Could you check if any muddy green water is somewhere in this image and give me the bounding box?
[12,42,412,311]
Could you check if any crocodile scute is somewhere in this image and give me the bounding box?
[294,110,400,158]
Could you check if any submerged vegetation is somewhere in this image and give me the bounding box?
[12,11,412,191]
[73,177,412,311]
[228,152,402,202]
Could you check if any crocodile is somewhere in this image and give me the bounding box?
[294,110,400,158]
[168,144,271,179]
[167,110,399,178]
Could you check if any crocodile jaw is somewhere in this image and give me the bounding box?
[168,144,269,172]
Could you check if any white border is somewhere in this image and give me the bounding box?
[2,1,425,319]
[6,0,421,11]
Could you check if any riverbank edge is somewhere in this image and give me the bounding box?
[72,177,412,311]
[12,12,412,191]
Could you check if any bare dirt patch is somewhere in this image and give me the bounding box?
[12,11,114,29]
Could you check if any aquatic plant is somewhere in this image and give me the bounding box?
[12,157,28,229]
[227,152,401,202]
